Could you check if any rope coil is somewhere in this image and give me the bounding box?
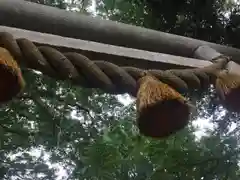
[1,31,237,139]
[0,32,229,96]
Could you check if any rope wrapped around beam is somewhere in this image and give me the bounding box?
[0,32,229,96]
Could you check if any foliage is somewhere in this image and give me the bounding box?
[25,0,92,14]
[25,0,68,9]
[96,0,240,46]
[2,0,240,179]
[0,71,240,180]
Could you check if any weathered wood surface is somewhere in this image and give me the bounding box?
[0,26,212,70]
[0,0,240,63]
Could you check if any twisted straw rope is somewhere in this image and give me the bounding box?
[0,32,228,96]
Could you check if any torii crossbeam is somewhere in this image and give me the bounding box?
[1,0,240,138]
[1,0,240,64]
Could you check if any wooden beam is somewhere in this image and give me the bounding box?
[0,26,212,70]
[0,0,240,63]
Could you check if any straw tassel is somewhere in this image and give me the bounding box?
[0,47,25,103]
[136,74,190,138]
[215,70,240,112]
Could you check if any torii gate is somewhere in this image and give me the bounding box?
[0,0,239,138]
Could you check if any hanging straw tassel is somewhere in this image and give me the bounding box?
[215,70,240,112]
[136,74,191,138]
[0,47,25,103]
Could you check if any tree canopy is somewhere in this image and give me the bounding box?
[1,0,240,179]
